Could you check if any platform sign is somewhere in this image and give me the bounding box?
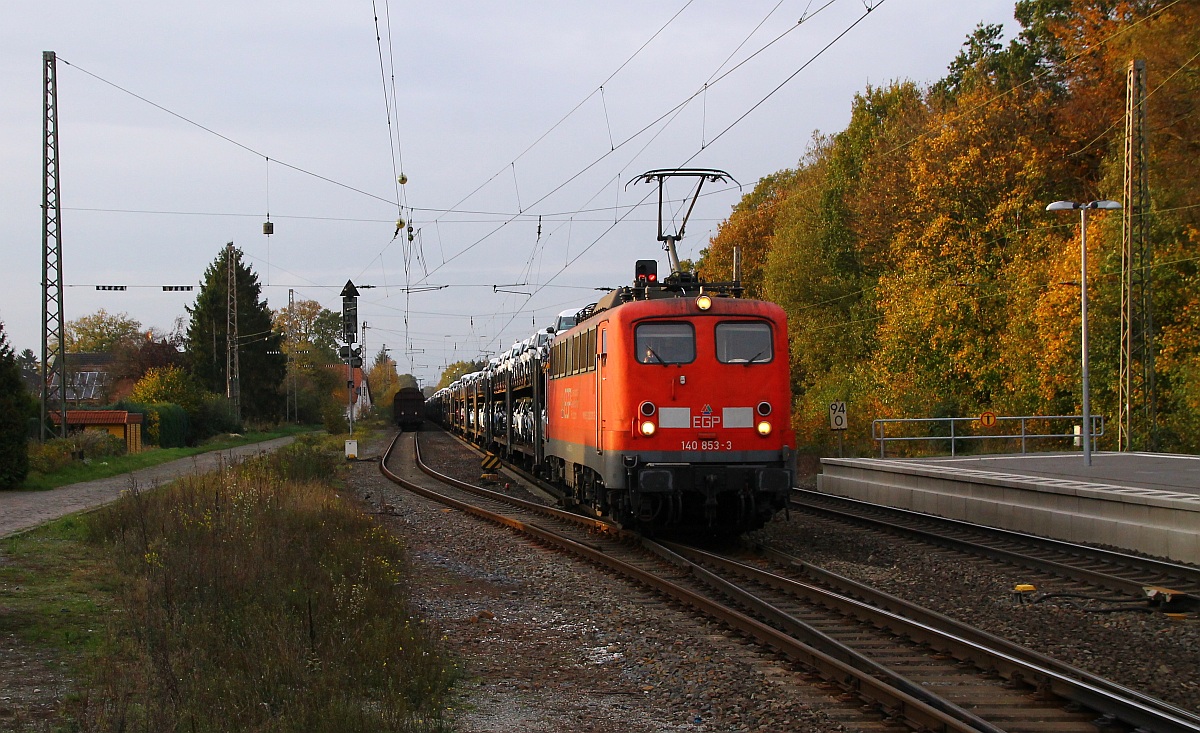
[980,411,997,428]
[829,401,847,431]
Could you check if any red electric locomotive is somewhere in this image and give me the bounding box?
[429,169,795,535]
[541,263,794,534]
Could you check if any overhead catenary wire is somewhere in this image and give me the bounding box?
[404,0,878,356]
[64,3,1157,380]
[413,0,850,288]
[59,58,399,209]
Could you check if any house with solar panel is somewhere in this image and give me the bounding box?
[45,352,120,406]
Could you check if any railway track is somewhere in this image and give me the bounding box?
[383,429,1200,733]
[674,543,1200,733]
[790,489,1200,608]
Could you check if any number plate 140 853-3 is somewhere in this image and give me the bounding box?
[681,440,732,451]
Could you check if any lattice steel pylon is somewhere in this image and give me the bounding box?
[40,51,67,440]
[225,242,241,424]
[1119,59,1155,451]
[287,288,296,422]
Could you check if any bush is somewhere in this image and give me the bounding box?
[71,430,125,459]
[28,438,73,474]
[27,431,126,474]
[120,402,189,448]
[322,400,348,435]
[190,392,240,442]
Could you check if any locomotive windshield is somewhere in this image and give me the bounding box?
[715,322,773,364]
[636,323,695,364]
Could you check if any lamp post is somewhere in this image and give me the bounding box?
[1046,199,1122,466]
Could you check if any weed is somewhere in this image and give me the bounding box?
[71,439,455,732]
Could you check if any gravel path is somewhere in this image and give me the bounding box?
[0,436,297,539]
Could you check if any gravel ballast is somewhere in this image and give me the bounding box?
[747,511,1200,713]
[358,431,881,733]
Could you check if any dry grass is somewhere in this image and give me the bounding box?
[73,435,455,732]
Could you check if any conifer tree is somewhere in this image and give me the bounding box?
[185,244,286,421]
[0,322,32,488]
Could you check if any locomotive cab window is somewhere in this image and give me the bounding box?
[636,323,695,364]
[715,322,773,364]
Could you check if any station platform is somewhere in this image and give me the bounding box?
[816,452,1200,565]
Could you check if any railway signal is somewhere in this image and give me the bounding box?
[339,345,363,369]
[340,280,361,440]
[340,280,359,343]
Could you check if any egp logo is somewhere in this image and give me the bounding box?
[694,404,720,429]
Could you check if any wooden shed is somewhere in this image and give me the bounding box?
[49,410,144,454]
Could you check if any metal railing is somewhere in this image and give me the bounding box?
[872,414,1106,459]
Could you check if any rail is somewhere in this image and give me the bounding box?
[872,414,1105,458]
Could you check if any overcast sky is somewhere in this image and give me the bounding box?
[3,0,1019,387]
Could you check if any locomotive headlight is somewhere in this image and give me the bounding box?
[756,420,772,436]
[639,401,656,417]
[640,420,657,436]
[695,294,712,311]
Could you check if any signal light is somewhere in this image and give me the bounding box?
[756,421,772,436]
[635,259,658,285]
[639,420,656,436]
[695,294,712,311]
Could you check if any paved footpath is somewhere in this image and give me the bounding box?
[0,436,297,539]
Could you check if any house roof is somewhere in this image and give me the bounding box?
[48,410,143,426]
[53,352,117,369]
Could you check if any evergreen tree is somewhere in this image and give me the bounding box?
[0,322,32,488]
[185,244,286,421]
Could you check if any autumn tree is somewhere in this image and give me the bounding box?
[108,332,186,392]
[63,309,143,353]
[685,0,1198,453]
[185,244,286,421]
[271,299,344,424]
[273,299,341,363]
[436,360,487,390]
[696,169,800,297]
[128,365,206,413]
[368,347,401,414]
